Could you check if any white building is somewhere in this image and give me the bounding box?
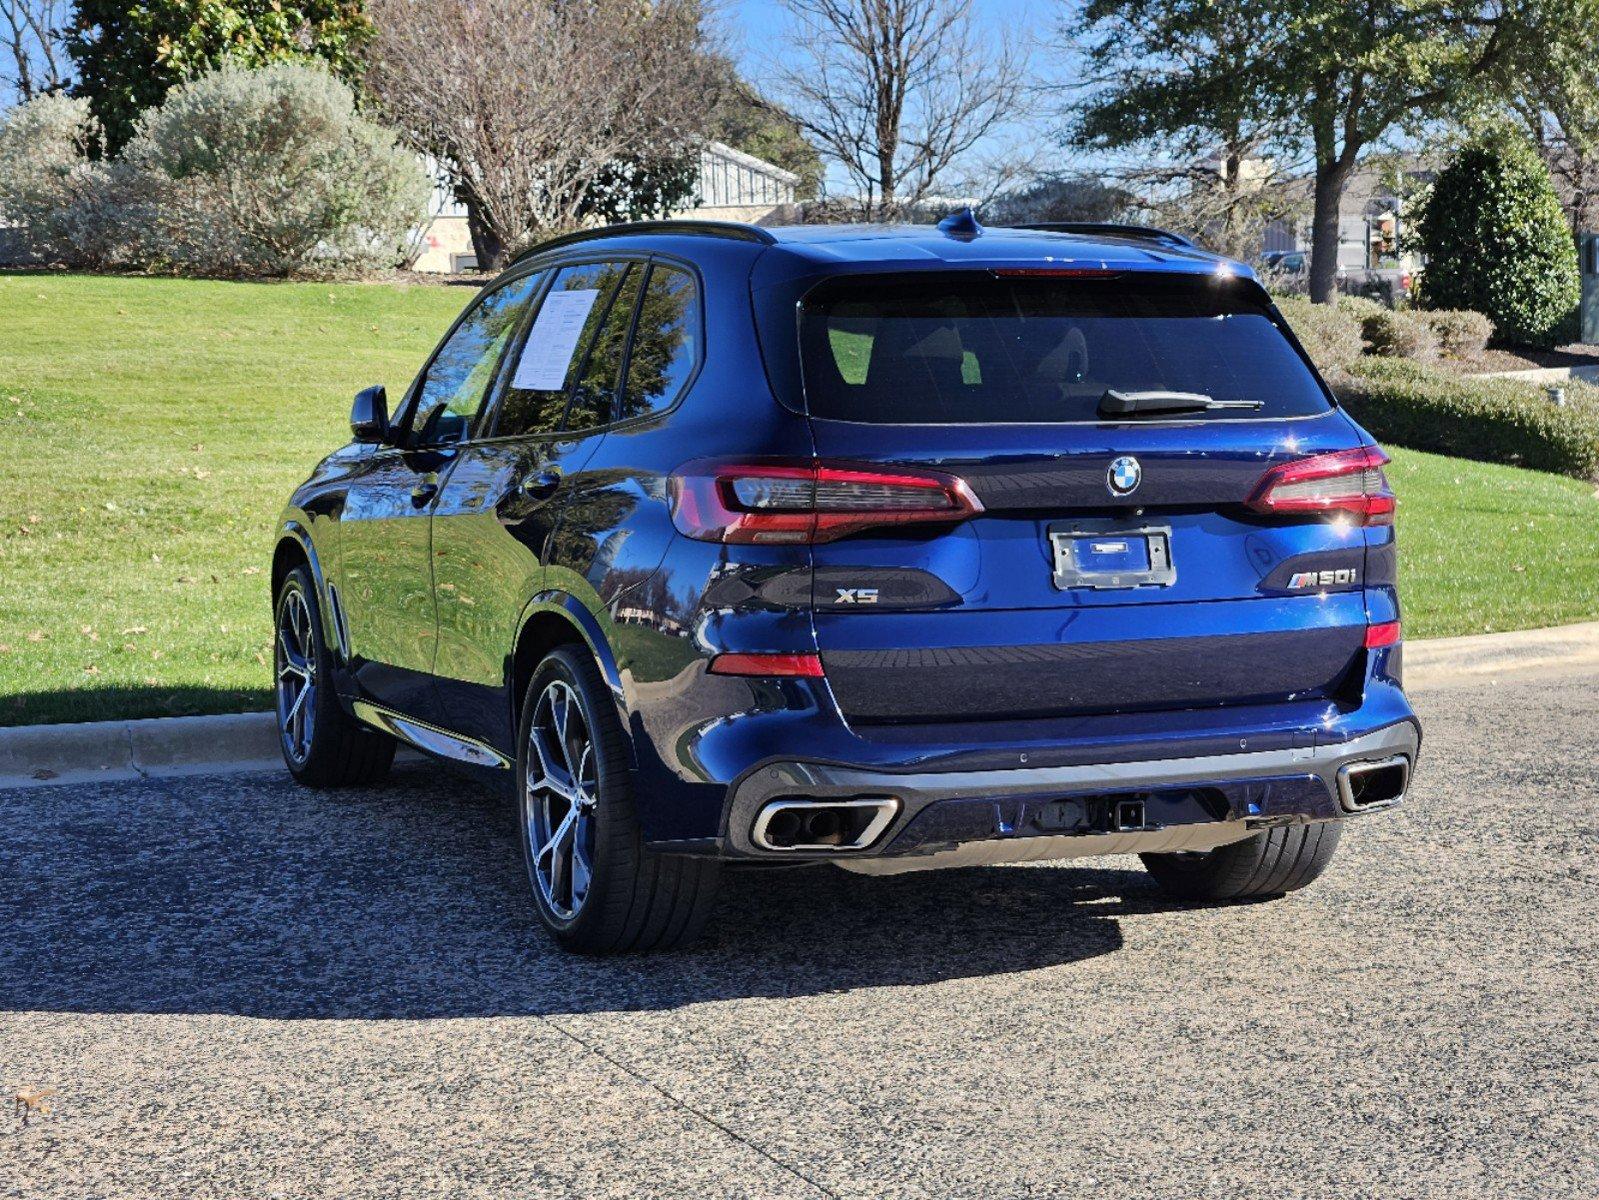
[410,142,800,274]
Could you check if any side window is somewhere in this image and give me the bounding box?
[567,264,643,435]
[409,272,542,445]
[495,261,631,438]
[620,264,700,422]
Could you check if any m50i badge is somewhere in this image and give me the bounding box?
[1288,568,1359,589]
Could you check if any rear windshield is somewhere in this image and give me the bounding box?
[798,274,1331,423]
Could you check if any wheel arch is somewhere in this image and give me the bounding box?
[509,593,636,769]
[273,519,347,662]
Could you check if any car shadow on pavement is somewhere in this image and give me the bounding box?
[0,761,1214,1020]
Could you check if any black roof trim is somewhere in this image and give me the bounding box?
[510,220,777,264]
[1007,222,1199,250]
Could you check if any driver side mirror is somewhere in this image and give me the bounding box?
[350,385,390,444]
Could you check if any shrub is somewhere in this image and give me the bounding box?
[1335,293,1387,324]
[1337,358,1599,479]
[0,94,131,269]
[1416,136,1580,348]
[121,62,430,276]
[1422,309,1494,360]
[1272,294,1364,374]
[1359,309,1438,361]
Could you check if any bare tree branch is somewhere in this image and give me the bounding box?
[367,0,719,267]
[1,0,68,100]
[768,0,1029,219]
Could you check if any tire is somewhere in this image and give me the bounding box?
[273,565,395,787]
[516,645,721,954]
[1140,821,1342,902]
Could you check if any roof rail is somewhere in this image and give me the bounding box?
[1008,222,1199,250]
[510,219,777,265]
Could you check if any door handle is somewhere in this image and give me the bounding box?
[520,469,563,500]
[410,479,439,505]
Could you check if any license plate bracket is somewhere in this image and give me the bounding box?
[1049,522,1176,591]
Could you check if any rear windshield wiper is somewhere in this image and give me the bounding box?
[1098,389,1266,416]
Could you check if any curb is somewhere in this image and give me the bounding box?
[0,711,284,791]
[1404,619,1599,687]
[4,621,1599,790]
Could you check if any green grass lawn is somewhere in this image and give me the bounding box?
[1387,446,1599,638]
[0,272,466,727]
[2,272,1597,726]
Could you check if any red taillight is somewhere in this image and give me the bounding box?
[708,652,825,677]
[1365,621,1402,649]
[669,458,983,545]
[1246,447,1395,526]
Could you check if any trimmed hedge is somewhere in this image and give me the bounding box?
[1337,358,1599,479]
[1360,309,1438,361]
[1272,294,1364,373]
[1422,309,1494,360]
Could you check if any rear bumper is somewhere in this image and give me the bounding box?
[719,718,1419,871]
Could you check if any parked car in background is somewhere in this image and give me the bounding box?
[1262,249,1414,306]
[272,214,1420,953]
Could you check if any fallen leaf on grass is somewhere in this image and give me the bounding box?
[14,1085,57,1123]
[121,625,147,635]
[26,630,47,642]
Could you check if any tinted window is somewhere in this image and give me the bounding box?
[620,264,699,422]
[496,261,630,438]
[567,264,642,434]
[799,275,1331,424]
[411,272,541,444]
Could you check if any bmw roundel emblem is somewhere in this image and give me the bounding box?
[1107,456,1142,496]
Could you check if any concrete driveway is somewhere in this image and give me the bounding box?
[3,667,1596,1198]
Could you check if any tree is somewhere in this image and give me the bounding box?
[705,60,823,200]
[66,0,372,152]
[1417,135,1579,348]
[1068,0,1288,261]
[367,0,718,269]
[1067,1,1597,303]
[2,0,69,100]
[768,0,1028,219]
[1268,1,1541,303]
[984,174,1139,225]
[1509,23,1599,233]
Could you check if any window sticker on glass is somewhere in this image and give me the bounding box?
[512,289,600,391]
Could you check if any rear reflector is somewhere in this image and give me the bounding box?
[1247,446,1396,526]
[708,652,825,678]
[1364,621,1402,649]
[669,458,983,545]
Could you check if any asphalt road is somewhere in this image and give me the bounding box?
[3,667,1597,1199]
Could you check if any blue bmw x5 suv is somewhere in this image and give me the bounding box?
[272,213,1420,953]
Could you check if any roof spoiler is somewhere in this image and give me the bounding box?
[1007,222,1199,251]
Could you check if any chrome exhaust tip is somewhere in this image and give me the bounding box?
[1336,755,1411,813]
[751,798,900,852]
